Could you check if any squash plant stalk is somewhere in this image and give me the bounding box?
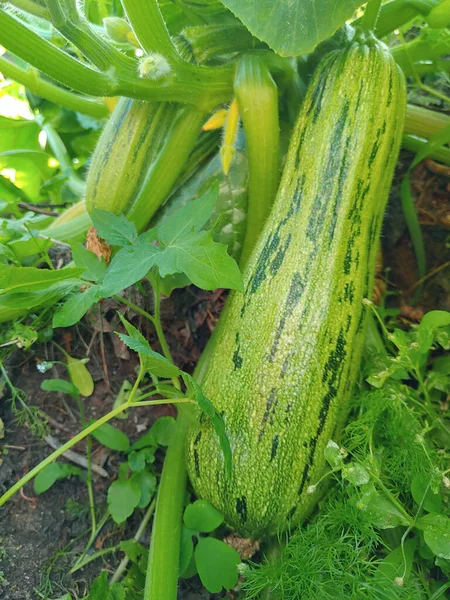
[361,0,383,32]
[0,9,113,96]
[8,0,50,19]
[179,24,258,64]
[234,54,280,266]
[46,0,130,72]
[404,103,450,139]
[121,0,182,63]
[0,9,235,107]
[144,406,190,600]
[402,134,450,165]
[0,56,109,119]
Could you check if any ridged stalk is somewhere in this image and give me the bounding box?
[178,24,257,64]
[234,55,280,266]
[404,103,450,139]
[402,134,450,165]
[0,56,109,119]
[144,406,191,600]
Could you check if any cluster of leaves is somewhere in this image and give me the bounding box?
[34,408,174,526]
[49,185,242,329]
[243,309,450,599]
[82,498,240,600]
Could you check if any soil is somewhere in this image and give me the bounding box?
[0,155,449,600]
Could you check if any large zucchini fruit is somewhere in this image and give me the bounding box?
[186,35,406,538]
[85,98,205,231]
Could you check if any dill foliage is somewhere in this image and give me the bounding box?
[242,311,450,600]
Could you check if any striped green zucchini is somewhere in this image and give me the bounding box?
[186,35,406,538]
[85,98,205,232]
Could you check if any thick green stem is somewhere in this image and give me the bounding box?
[402,134,450,165]
[0,8,234,107]
[0,56,109,118]
[373,0,439,37]
[121,0,181,63]
[45,0,129,72]
[144,405,191,600]
[0,9,113,96]
[179,24,257,64]
[234,54,280,266]
[127,106,207,226]
[404,104,450,139]
[7,0,50,20]
[361,0,383,32]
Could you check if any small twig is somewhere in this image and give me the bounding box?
[406,260,450,294]
[45,434,108,478]
[18,202,61,216]
[2,444,26,450]
[46,415,72,433]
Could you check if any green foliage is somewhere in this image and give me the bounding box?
[87,571,126,600]
[41,378,78,397]
[180,499,240,593]
[34,462,82,494]
[94,186,243,298]
[104,418,177,524]
[90,422,130,452]
[219,0,364,57]
[1,4,450,600]
[116,315,181,379]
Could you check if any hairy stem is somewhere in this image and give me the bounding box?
[234,54,280,266]
[0,56,109,118]
[45,0,129,71]
[0,9,233,106]
[0,9,113,96]
[121,0,180,62]
[405,104,450,140]
[143,405,191,600]
[361,0,383,32]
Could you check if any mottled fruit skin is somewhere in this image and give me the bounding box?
[85,99,176,224]
[85,99,205,232]
[186,37,406,539]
